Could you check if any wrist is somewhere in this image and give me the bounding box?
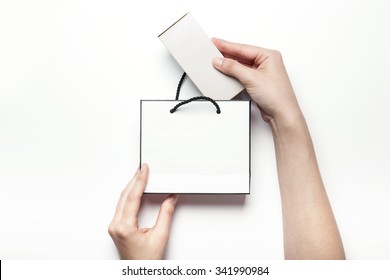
[269,109,306,137]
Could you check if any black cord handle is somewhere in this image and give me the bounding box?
[170,96,221,114]
[175,72,187,100]
[172,72,221,114]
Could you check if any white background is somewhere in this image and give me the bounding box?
[0,0,389,259]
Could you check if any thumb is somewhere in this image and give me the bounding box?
[153,194,179,240]
[212,57,254,87]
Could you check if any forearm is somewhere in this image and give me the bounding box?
[270,113,345,259]
[210,38,345,259]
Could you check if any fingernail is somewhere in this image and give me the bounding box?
[169,194,179,205]
[141,163,147,172]
[212,57,224,67]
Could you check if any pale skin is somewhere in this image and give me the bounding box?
[212,38,345,259]
[108,38,345,260]
[108,164,178,260]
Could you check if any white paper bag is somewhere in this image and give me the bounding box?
[140,99,251,194]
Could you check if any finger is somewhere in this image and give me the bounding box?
[212,56,255,86]
[121,163,149,227]
[212,37,271,65]
[153,194,179,240]
[110,167,140,225]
